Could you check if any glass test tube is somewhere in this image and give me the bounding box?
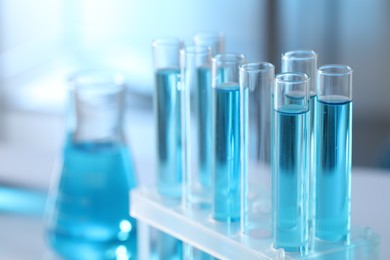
[281,50,318,242]
[315,65,353,242]
[211,53,247,222]
[193,32,225,55]
[152,38,183,260]
[273,73,310,253]
[240,62,274,237]
[152,37,183,198]
[180,45,212,208]
[192,33,224,203]
[181,45,215,260]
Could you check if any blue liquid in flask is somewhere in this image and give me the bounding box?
[155,68,182,198]
[47,136,137,260]
[316,98,352,242]
[197,66,212,188]
[212,84,240,222]
[274,105,309,252]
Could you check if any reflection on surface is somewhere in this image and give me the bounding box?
[0,186,46,215]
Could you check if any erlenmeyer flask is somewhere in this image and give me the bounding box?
[45,70,138,259]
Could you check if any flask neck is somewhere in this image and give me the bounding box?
[67,71,126,144]
[72,106,125,144]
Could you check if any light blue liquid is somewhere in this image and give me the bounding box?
[155,68,182,197]
[274,105,309,252]
[47,136,137,260]
[197,67,212,188]
[315,98,352,242]
[212,84,240,222]
[155,69,183,259]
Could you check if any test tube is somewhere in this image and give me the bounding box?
[193,32,225,56]
[192,33,224,198]
[315,65,353,242]
[211,53,247,222]
[240,62,274,237]
[273,73,310,253]
[281,50,318,242]
[152,37,184,259]
[180,45,212,208]
[152,37,183,198]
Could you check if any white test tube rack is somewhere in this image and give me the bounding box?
[130,188,380,260]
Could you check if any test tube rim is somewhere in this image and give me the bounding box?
[240,62,275,73]
[181,44,211,55]
[274,72,310,111]
[212,53,247,64]
[318,64,353,77]
[275,72,309,84]
[281,49,318,61]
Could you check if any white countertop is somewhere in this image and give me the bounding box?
[0,166,388,259]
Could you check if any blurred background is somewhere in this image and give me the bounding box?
[0,0,389,258]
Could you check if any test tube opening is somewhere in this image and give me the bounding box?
[275,73,310,113]
[212,53,247,87]
[282,50,318,96]
[152,37,182,71]
[193,32,225,55]
[282,49,317,60]
[318,64,353,102]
